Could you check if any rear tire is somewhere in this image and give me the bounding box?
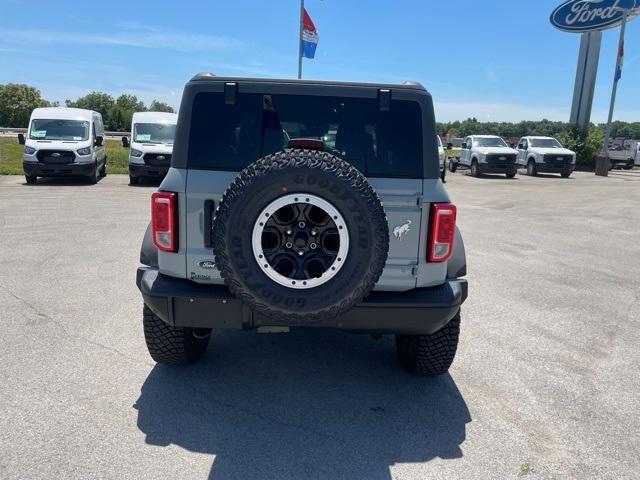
[396,312,461,376]
[143,304,211,364]
[25,175,37,184]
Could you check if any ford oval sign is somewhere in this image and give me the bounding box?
[551,0,639,32]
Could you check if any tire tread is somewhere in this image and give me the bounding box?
[143,305,209,364]
[212,149,389,324]
[396,313,461,376]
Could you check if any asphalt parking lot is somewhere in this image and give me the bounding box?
[1,170,639,479]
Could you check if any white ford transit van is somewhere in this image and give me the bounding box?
[126,111,178,185]
[22,107,107,184]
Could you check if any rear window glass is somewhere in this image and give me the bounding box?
[188,92,423,178]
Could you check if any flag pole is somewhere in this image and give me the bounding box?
[598,8,628,176]
[297,0,305,79]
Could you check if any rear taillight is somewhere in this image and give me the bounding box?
[428,203,457,262]
[151,192,177,252]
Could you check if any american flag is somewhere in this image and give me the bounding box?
[615,40,624,81]
[302,8,319,59]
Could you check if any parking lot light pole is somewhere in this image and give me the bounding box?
[597,7,637,176]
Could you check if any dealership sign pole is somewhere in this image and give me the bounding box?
[600,8,629,176]
[550,0,639,175]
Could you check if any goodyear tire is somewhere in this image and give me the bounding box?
[212,149,389,323]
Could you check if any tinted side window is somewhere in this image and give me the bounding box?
[188,92,423,178]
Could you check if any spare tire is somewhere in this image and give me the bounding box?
[212,149,389,323]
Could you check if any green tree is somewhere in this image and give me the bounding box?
[0,83,52,127]
[115,94,146,112]
[557,125,604,168]
[148,100,175,113]
[105,105,130,132]
[65,91,115,117]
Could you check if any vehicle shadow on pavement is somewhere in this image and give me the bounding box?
[467,174,519,180]
[531,173,573,179]
[129,178,163,187]
[134,328,471,480]
[23,177,103,186]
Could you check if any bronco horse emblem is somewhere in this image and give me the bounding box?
[393,219,412,240]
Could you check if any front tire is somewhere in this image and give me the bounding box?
[527,160,537,176]
[143,305,211,364]
[470,160,480,177]
[129,175,139,185]
[448,160,457,173]
[396,312,461,376]
[561,171,572,178]
[506,170,516,179]
[88,163,99,184]
[25,175,37,184]
[99,162,107,177]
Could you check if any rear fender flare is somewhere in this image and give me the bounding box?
[140,223,158,268]
[447,226,466,278]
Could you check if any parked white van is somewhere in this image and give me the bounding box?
[22,107,106,184]
[125,111,178,185]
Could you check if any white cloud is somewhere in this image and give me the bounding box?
[0,28,243,52]
[434,100,569,122]
[198,62,290,78]
[114,20,161,32]
[434,99,638,123]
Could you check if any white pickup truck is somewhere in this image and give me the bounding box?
[449,135,518,178]
[607,140,639,170]
[515,136,576,178]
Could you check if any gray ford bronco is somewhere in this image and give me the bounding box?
[136,75,468,376]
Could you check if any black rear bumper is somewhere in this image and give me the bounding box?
[136,267,468,335]
[23,161,94,177]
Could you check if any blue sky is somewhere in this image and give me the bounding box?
[0,0,638,122]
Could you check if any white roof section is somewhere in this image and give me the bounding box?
[30,107,97,121]
[132,111,178,125]
[471,135,503,138]
[525,136,556,140]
